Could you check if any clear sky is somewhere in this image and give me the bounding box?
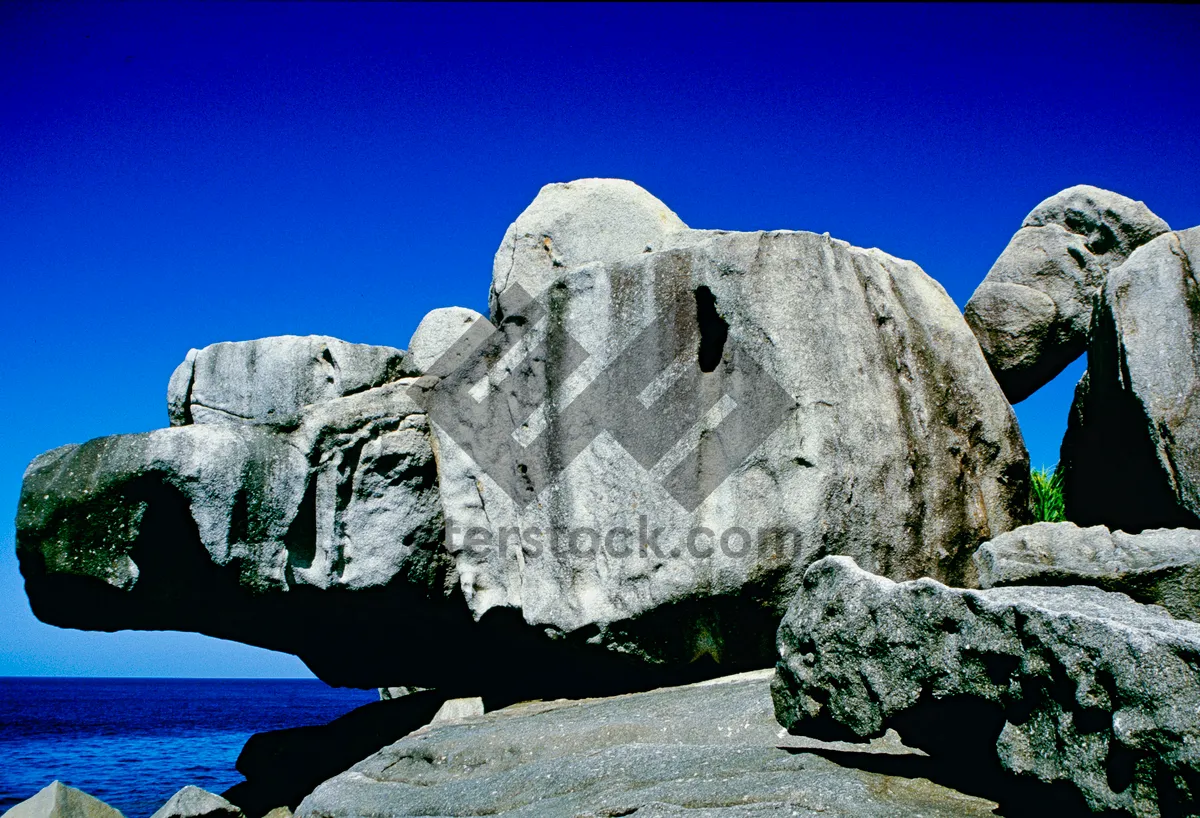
[2,3,1197,679]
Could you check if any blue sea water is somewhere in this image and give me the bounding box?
[0,678,378,818]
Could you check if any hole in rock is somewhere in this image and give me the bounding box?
[694,286,728,373]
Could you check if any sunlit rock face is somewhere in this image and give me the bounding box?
[16,179,1027,694]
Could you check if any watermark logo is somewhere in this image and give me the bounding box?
[408,281,794,511]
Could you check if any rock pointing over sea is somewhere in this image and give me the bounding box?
[773,556,1200,816]
[1,782,124,818]
[964,185,1169,404]
[16,179,1028,694]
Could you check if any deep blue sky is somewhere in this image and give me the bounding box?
[2,3,1197,679]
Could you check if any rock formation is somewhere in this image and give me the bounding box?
[150,788,242,818]
[975,521,1200,621]
[17,179,1028,693]
[1,783,124,818]
[964,185,1169,404]
[773,556,1200,817]
[1061,227,1200,533]
[296,669,999,818]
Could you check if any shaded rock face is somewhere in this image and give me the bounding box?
[223,691,450,818]
[428,221,1028,663]
[975,521,1200,621]
[18,179,1028,692]
[296,670,999,818]
[1,782,124,818]
[168,336,412,427]
[964,185,1169,404]
[150,788,242,818]
[17,380,454,686]
[1061,228,1200,533]
[773,556,1200,817]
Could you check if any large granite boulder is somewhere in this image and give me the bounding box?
[1,783,124,818]
[297,669,999,818]
[17,378,452,686]
[168,336,411,427]
[17,180,1029,694]
[489,178,689,319]
[773,555,1200,817]
[1061,227,1200,532]
[150,788,242,818]
[975,521,1200,621]
[964,185,1169,404]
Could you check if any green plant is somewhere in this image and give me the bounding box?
[1030,464,1066,523]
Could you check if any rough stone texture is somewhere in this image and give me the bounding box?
[167,336,412,427]
[1061,227,1200,533]
[975,521,1200,621]
[1,782,124,818]
[224,692,450,817]
[297,670,997,818]
[17,379,452,686]
[430,204,1028,668]
[406,308,488,375]
[489,178,688,318]
[773,555,1200,817]
[19,181,1029,693]
[964,185,1169,403]
[150,787,242,818]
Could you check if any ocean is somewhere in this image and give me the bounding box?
[0,678,378,818]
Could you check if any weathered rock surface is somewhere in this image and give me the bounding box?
[297,670,998,818]
[964,185,1169,403]
[1,782,124,818]
[224,691,450,817]
[150,787,242,818]
[1061,227,1200,532]
[168,336,411,427]
[773,555,1200,817]
[17,378,452,686]
[489,178,689,318]
[405,308,488,375]
[18,180,1029,692]
[975,521,1200,621]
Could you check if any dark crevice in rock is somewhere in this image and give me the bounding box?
[694,285,727,373]
[284,477,319,573]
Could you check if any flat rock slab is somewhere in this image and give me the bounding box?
[297,670,997,818]
[975,521,1200,621]
[2,782,124,818]
[773,556,1200,817]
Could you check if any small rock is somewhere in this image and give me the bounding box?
[149,787,242,818]
[429,696,484,724]
[974,521,1200,621]
[406,307,489,375]
[1,782,124,818]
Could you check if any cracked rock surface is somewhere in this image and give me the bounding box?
[1062,226,1200,533]
[296,670,998,818]
[975,521,1200,621]
[964,185,1169,404]
[773,555,1200,817]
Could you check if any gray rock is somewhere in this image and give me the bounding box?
[1,782,124,818]
[150,787,242,818]
[427,206,1028,670]
[296,670,998,818]
[428,696,484,724]
[489,178,688,318]
[1061,227,1200,532]
[964,185,1169,403]
[975,521,1200,621]
[377,686,429,701]
[773,555,1200,817]
[405,308,488,375]
[17,379,451,686]
[19,182,1028,693]
[167,336,412,427]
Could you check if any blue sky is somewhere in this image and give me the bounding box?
[1,3,1197,678]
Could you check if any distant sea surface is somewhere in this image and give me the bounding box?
[0,678,377,818]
